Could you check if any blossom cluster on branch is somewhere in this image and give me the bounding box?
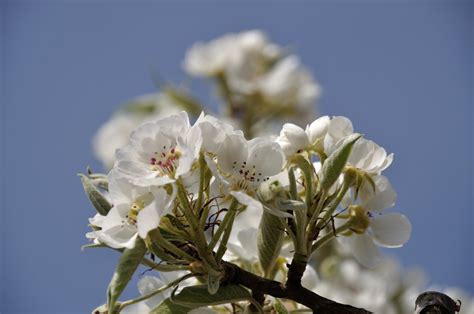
[82,30,471,314]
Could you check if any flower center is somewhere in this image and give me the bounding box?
[149,145,181,176]
[125,202,144,226]
[231,160,269,191]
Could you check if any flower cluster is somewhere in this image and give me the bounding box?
[82,30,470,314]
[84,107,414,313]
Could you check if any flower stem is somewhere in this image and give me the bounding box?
[176,180,221,272]
[196,153,206,215]
[207,198,239,253]
[150,229,195,262]
[311,222,352,253]
[288,167,298,200]
[315,178,351,230]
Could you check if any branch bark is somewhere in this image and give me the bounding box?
[222,261,371,314]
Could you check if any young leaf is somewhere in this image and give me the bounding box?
[78,174,112,215]
[274,298,289,314]
[151,284,251,313]
[320,134,361,191]
[107,238,147,314]
[258,210,285,278]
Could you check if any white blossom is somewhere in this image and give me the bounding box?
[115,111,202,187]
[195,112,243,154]
[88,170,175,249]
[92,93,181,169]
[338,176,411,268]
[346,138,393,175]
[277,115,331,157]
[258,55,321,111]
[207,134,284,208]
[184,30,280,80]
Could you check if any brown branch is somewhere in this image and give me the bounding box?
[222,261,371,314]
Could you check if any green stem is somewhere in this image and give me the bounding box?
[118,273,196,312]
[315,180,351,230]
[288,167,298,200]
[176,180,199,231]
[215,219,233,262]
[176,180,220,272]
[196,153,206,215]
[311,222,352,253]
[207,198,239,253]
[110,247,185,271]
[152,229,195,262]
[306,189,327,233]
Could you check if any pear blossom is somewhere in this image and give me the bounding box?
[277,115,355,157]
[277,115,331,157]
[338,176,412,267]
[92,93,181,169]
[115,111,202,187]
[207,133,284,208]
[323,116,354,153]
[184,30,280,80]
[87,170,175,249]
[194,112,242,154]
[258,55,321,112]
[345,138,393,175]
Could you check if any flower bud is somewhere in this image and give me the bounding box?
[348,205,370,234]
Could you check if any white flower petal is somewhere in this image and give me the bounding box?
[247,139,285,177]
[137,189,174,239]
[237,227,259,258]
[370,213,412,248]
[339,233,382,268]
[306,115,330,145]
[218,134,248,174]
[361,175,397,212]
[277,123,310,156]
[137,276,167,309]
[98,226,138,249]
[230,191,263,215]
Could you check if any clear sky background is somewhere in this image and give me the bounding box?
[1,1,472,313]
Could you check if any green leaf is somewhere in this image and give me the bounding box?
[274,298,289,314]
[122,100,157,114]
[151,284,251,313]
[78,174,112,216]
[320,134,361,191]
[107,238,147,314]
[258,210,285,278]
